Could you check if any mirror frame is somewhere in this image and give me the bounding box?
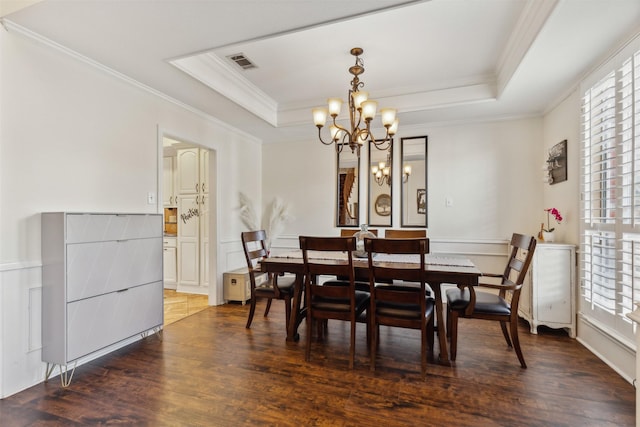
[336,143,360,227]
[400,135,428,228]
[368,139,393,227]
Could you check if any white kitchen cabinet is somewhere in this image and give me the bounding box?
[41,212,164,386]
[163,236,177,288]
[163,156,177,207]
[199,150,209,288]
[176,148,209,293]
[519,242,576,338]
[176,148,200,194]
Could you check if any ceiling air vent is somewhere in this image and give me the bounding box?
[227,53,257,70]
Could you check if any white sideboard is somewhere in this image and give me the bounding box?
[41,212,164,385]
[518,242,576,338]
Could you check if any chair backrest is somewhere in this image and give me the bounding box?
[299,236,357,302]
[340,228,378,237]
[384,229,427,238]
[502,233,537,289]
[241,230,273,291]
[364,238,429,284]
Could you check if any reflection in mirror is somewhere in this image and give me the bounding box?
[336,144,360,227]
[369,139,393,227]
[401,136,428,227]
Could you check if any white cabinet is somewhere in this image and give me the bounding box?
[163,156,177,207]
[519,243,576,338]
[42,212,164,385]
[176,148,200,194]
[163,236,177,288]
[199,150,209,288]
[176,148,209,292]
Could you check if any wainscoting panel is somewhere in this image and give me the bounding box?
[0,263,46,398]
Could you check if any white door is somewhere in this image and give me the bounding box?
[178,195,200,287]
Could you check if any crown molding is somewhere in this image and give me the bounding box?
[277,82,496,127]
[495,0,559,97]
[1,19,261,144]
[170,52,278,126]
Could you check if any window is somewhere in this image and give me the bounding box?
[581,40,640,345]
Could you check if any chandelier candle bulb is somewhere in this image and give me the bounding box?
[352,91,368,109]
[388,119,399,135]
[328,98,343,116]
[381,108,397,126]
[313,108,328,127]
[361,100,377,120]
[330,125,340,141]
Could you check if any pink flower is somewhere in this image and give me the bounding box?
[544,208,563,232]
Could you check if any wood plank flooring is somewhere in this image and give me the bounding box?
[163,290,209,326]
[0,300,634,426]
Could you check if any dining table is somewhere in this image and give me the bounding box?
[260,250,481,366]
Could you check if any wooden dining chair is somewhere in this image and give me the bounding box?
[384,229,426,238]
[241,230,296,331]
[299,236,370,369]
[340,228,378,237]
[364,237,434,377]
[446,233,536,368]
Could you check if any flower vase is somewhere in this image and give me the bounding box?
[542,231,555,242]
[353,224,376,258]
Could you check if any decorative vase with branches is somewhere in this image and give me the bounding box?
[239,192,293,252]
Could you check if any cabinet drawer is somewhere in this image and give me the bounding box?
[66,214,162,243]
[66,237,162,301]
[67,281,163,362]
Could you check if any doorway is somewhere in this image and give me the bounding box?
[161,134,216,315]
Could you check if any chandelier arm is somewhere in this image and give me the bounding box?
[331,120,350,135]
[317,127,335,146]
[371,130,393,151]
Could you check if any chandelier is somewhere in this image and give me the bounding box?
[371,154,391,186]
[371,152,412,186]
[312,47,398,157]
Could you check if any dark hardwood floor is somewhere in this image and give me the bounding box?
[0,301,634,426]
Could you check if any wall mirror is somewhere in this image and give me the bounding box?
[369,139,393,227]
[336,144,360,227]
[400,136,428,227]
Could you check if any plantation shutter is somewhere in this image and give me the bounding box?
[580,41,640,344]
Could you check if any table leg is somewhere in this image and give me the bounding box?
[432,282,451,366]
[286,274,304,342]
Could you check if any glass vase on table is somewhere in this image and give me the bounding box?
[353,224,376,258]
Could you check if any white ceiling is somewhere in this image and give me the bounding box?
[3,0,640,144]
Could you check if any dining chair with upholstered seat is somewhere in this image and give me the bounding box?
[384,229,427,238]
[241,230,296,331]
[299,236,370,369]
[364,237,434,377]
[446,233,536,368]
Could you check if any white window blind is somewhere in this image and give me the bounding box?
[581,40,640,344]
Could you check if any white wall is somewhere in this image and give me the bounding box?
[264,118,542,253]
[0,26,261,397]
[541,90,580,246]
